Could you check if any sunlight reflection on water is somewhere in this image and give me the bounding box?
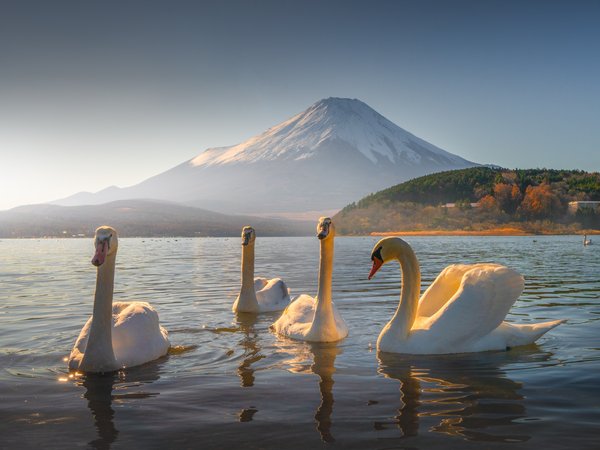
[1,235,599,449]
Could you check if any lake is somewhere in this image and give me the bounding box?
[1,235,598,449]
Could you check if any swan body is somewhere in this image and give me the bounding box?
[272,218,348,342]
[369,237,564,355]
[232,226,290,313]
[583,234,592,246]
[68,226,169,373]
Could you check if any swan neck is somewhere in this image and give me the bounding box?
[94,255,115,318]
[80,253,117,372]
[241,243,256,293]
[392,242,421,338]
[316,237,334,310]
[238,243,258,310]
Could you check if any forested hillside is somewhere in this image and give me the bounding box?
[335,167,600,234]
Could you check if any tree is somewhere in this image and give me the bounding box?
[479,194,498,211]
[493,183,522,214]
[519,184,563,219]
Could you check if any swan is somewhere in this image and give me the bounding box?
[68,226,170,373]
[368,237,564,354]
[583,234,592,246]
[232,226,291,313]
[271,217,348,342]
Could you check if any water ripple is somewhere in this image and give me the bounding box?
[1,236,599,449]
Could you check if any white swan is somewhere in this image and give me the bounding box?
[368,237,564,354]
[584,234,592,246]
[232,226,291,313]
[68,226,170,373]
[272,217,348,342]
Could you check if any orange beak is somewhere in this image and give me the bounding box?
[368,257,383,280]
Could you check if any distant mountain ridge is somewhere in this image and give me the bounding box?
[54,98,477,215]
[0,199,312,238]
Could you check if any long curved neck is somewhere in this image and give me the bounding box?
[238,243,259,308]
[315,236,335,322]
[80,253,117,372]
[389,240,421,339]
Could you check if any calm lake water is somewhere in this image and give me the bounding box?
[1,236,599,449]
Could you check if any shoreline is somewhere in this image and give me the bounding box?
[369,228,600,237]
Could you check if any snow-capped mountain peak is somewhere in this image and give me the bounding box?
[191,97,463,167]
[54,97,477,215]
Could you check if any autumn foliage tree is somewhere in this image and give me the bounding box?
[479,194,498,211]
[493,183,522,214]
[519,184,564,219]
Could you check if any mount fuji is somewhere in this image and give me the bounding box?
[55,98,477,216]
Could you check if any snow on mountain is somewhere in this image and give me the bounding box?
[191,98,466,167]
[54,98,478,215]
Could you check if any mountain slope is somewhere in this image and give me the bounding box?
[0,199,312,238]
[54,98,477,214]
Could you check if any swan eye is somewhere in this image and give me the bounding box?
[371,246,383,262]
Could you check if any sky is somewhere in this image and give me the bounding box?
[1,0,599,210]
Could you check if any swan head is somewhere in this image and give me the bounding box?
[92,226,118,266]
[317,217,335,240]
[241,226,256,246]
[368,237,407,280]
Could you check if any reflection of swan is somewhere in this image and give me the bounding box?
[369,237,564,354]
[235,314,264,388]
[233,226,291,313]
[377,351,535,443]
[309,342,341,443]
[237,407,258,422]
[82,374,119,449]
[80,362,161,450]
[69,226,170,373]
[272,218,348,342]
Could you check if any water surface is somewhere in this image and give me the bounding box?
[1,236,598,449]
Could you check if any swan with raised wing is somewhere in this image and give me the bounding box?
[271,218,348,342]
[232,226,291,313]
[68,226,170,373]
[368,237,564,354]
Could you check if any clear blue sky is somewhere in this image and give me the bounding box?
[1,0,599,210]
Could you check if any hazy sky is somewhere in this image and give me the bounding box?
[1,0,599,210]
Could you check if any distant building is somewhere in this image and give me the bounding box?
[443,202,480,208]
[568,201,600,213]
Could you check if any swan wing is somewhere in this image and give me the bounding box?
[111,302,170,368]
[418,264,479,317]
[254,277,269,292]
[424,265,524,346]
[256,278,291,312]
[271,294,316,338]
[68,316,93,370]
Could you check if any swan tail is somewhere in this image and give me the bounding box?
[504,319,565,347]
[280,279,291,297]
